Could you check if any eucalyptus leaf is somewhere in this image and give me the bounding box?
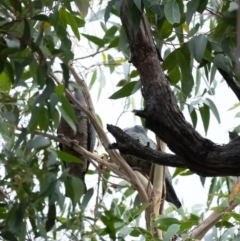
[109,81,141,99]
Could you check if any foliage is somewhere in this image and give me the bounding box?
[0,0,239,240]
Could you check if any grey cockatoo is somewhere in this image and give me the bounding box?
[123,125,181,208]
[57,89,96,191]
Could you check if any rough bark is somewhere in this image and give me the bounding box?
[115,0,240,177]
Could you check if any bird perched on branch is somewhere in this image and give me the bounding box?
[123,125,181,208]
[57,89,96,192]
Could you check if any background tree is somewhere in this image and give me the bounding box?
[0,0,240,240]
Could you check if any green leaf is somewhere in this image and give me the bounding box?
[228,102,240,111]
[74,0,89,16]
[109,81,141,99]
[6,203,26,234]
[210,64,217,84]
[107,54,115,73]
[49,93,59,114]
[65,10,80,40]
[104,26,118,43]
[204,98,221,124]
[89,69,97,90]
[14,128,27,149]
[45,203,56,231]
[200,176,206,187]
[97,69,106,101]
[0,108,19,124]
[189,108,197,128]
[108,36,119,48]
[207,177,217,207]
[162,51,178,72]
[73,16,85,28]
[1,231,18,241]
[19,221,26,241]
[32,14,50,22]
[61,63,70,87]
[168,67,180,85]
[33,77,55,105]
[154,216,180,231]
[10,0,22,13]
[39,175,57,199]
[133,0,142,11]
[105,0,116,22]
[163,224,180,241]
[175,48,193,97]
[71,177,84,208]
[221,37,235,61]
[56,150,83,164]
[22,19,31,42]
[59,7,67,28]
[197,0,208,13]
[199,103,210,135]
[133,202,151,217]
[214,54,232,75]
[58,95,77,134]
[81,188,94,210]
[26,135,51,151]
[130,0,142,30]
[215,220,234,228]
[186,0,200,26]
[188,34,208,63]
[160,20,173,39]
[164,0,180,25]
[96,113,103,127]
[130,70,139,78]
[82,34,105,47]
[180,221,197,233]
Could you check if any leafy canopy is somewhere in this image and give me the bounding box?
[0,0,239,240]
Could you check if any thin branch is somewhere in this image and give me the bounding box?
[190,177,240,239]
[33,129,130,181]
[73,48,109,60]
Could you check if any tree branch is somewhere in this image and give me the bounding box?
[107,124,186,168]
[119,0,240,176]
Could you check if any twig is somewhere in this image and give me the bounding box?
[74,48,109,60]
[190,177,240,239]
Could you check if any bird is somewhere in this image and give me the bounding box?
[57,89,96,192]
[123,125,181,208]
